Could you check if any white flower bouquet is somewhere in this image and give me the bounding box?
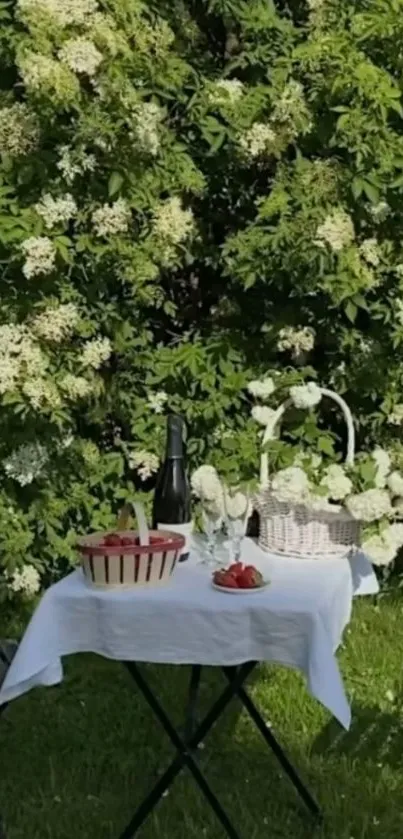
[247,373,403,565]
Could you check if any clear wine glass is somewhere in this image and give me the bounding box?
[224,489,250,563]
[200,508,223,567]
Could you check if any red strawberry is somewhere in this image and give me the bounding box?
[229,562,243,574]
[237,567,263,589]
[103,533,122,547]
[213,569,227,585]
[120,536,136,547]
[219,571,239,588]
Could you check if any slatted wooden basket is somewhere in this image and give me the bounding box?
[77,502,185,588]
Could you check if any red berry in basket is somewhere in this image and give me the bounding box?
[120,536,136,547]
[103,533,122,547]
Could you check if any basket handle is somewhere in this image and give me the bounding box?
[116,501,150,546]
[259,387,355,487]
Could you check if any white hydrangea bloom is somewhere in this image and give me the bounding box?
[31,303,80,342]
[320,464,352,501]
[247,377,275,400]
[277,326,315,360]
[0,324,47,394]
[58,37,103,77]
[251,405,277,428]
[129,450,159,481]
[271,466,310,504]
[360,238,380,267]
[346,489,392,522]
[132,102,163,157]
[19,53,79,100]
[224,489,248,520]
[81,337,112,369]
[153,197,195,245]
[35,193,77,229]
[60,374,93,399]
[389,404,403,425]
[388,471,403,497]
[147,391,168,414]
[17,0,98,26]
[239,123,277,159]
[57,146,96,183]
[208,79,244,106]
[0,103,39,157]
[372,448,391,488]
[92,199,131,237]
[290,382,322,410]
[21,237,56,279]
[314,210,355,252]
[4,442,48,485]
[362,524,403,567]
[23,377,61,410]
[8,564,41,597]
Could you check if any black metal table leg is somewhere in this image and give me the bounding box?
[120,662,256,839]
[222,667,322,819]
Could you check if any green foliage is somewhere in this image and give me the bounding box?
[1,0,403,599]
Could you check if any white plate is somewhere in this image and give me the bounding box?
[211,580,270,595]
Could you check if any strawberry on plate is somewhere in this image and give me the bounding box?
[237,567,264,589]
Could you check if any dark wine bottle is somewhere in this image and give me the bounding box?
[246,508,260,539]
[152,415,192,562]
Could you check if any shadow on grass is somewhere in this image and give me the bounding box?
[312,697,403,768]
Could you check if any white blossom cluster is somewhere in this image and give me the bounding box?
[362,524,403,567]
[346,489,392,523]
[0,324,44,395]
[0,103,39,157]
[389,404,403,425]
[153,197,195,245]
[7,564,41,597]
[19,53,79,101]
[132,102,164,157]
[21,236,56,279]
[191,465,224,517]
[360,238,380,267]
[314,210,355,252]
[92,199,131,237]
[57,146,96,183]
[4,441,48,485]
[60,374,93,400]
[58,37,103,77]
[277,326,315,360]
[129,450,159,481]
[81,337,112,369]
[17,0,98,26]
[208,79,244,106]
[23,377,61,410]
[251,405,277,428]
[290,382,322,410]
[247,377,275,400]
[272,466,310,505]
[239,123,277,160]
[388,471,403,497]
[320,464,352,501]
[31,303,80,342]
[370,201,389,223]
[271,80,312,135]
[87,13,122,56]
[35,193,77,229]
[147,391,168,414]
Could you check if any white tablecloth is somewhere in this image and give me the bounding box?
[0,539,378,729]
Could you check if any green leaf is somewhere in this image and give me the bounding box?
[108,172,124,197]
[345,301,358,323]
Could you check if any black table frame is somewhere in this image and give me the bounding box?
[119,661,322,839]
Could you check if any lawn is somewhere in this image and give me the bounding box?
[1,593,403,839]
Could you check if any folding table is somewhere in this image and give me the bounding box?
[0,539,378,838]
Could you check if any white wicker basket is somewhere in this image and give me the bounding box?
[255,387,361,559]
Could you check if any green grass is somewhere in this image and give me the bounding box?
[1,595,403,839]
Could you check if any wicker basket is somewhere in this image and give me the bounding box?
[77,502,185,588]
[254,387,361,559]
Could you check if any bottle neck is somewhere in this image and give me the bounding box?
[165,416,184,460]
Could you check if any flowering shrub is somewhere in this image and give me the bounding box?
[2,0,403,602]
